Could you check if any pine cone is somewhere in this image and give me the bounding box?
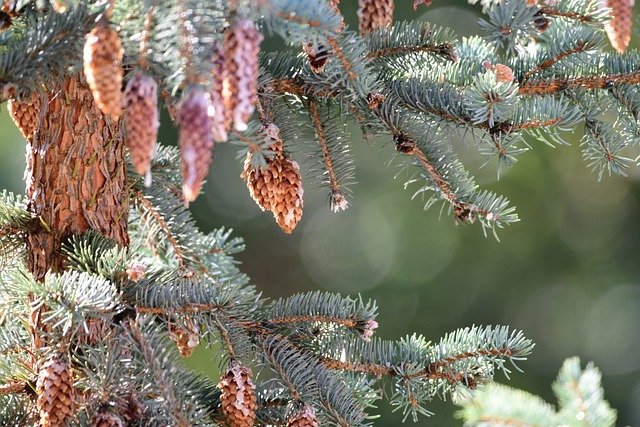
[7,92,40,140]
[123,73,159,181]
[219,360,257,427]
[357,0,394,35]
[241,123,304,234]
[36,356,76,427]
[178,86,215,202]
[83,21,124,119]
[224,18,263,132]
[210,42,231,142]
[93,407,124,427]
[287,404,319,427]
[169,318,200,358]
[604,0,632,53]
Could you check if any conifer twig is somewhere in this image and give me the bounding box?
[521,39,593,81]
[308,99,342,199]
[131,188,187,265]
[518,72,640,95]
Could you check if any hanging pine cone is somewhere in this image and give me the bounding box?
[357,0,394,35]
[83,21,124,119]
[224,18,263,132]
[7,91,40,140]
[169,318,200,358]
[241,123,304,234]
[210,42,231,142]
[219,360,257,427]
[287,404,320,427]
[123,73,159,183]
[604,0,632,53]
[92,406,124,427]
[178,86,215,203]
[36,356,76,427]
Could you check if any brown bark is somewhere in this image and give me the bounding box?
[25,74,129,280]
[24,74,129,361]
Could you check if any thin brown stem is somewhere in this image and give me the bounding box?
[518,72,640,95]
[522,40,591,81]
[325,36,356,81]
[132,188,186,265]
[539,5,598,23]
[308,99,341,195]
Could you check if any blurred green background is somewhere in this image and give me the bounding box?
[3,1,640,425]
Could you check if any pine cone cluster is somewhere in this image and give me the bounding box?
[92,407,124,427]
[357,0,394,34]
[123,73,159,182]
[83,21,124,119]
[224,18,263,132]
[287,404,320,427]
[604,0,632,53]
[241,123,304,234]
[219,360,257,427]
[7,91,40,140]
[36,356,76,427]
[179,86,215,203]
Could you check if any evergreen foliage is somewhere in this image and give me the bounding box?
[456,357,617,426]
[0,0,632,425]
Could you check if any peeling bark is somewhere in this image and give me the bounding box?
[25,74,129,280]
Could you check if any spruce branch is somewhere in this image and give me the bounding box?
[538,1,610,25]
[307,98,355,210]
[366,21,458,63]
[456,357,616,427]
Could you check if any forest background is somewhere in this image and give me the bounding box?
[1,0,639,425]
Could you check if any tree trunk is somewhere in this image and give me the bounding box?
[25,74,129,280]
[24,74,129,355]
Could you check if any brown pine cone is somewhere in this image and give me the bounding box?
[224,18,263,132]
[7,91,40,140]
[36,356,76,427]
[357,0,394,35]
[241,123,304,234]
[169,318,200,358]
[178,86,215,202]
[604,0,632,53]
[210,42,232,142]
[123,73,159,181]
[287,404,320,427]
[219,360,257,427]
[83,21,124,119]
[93,406,124,427]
